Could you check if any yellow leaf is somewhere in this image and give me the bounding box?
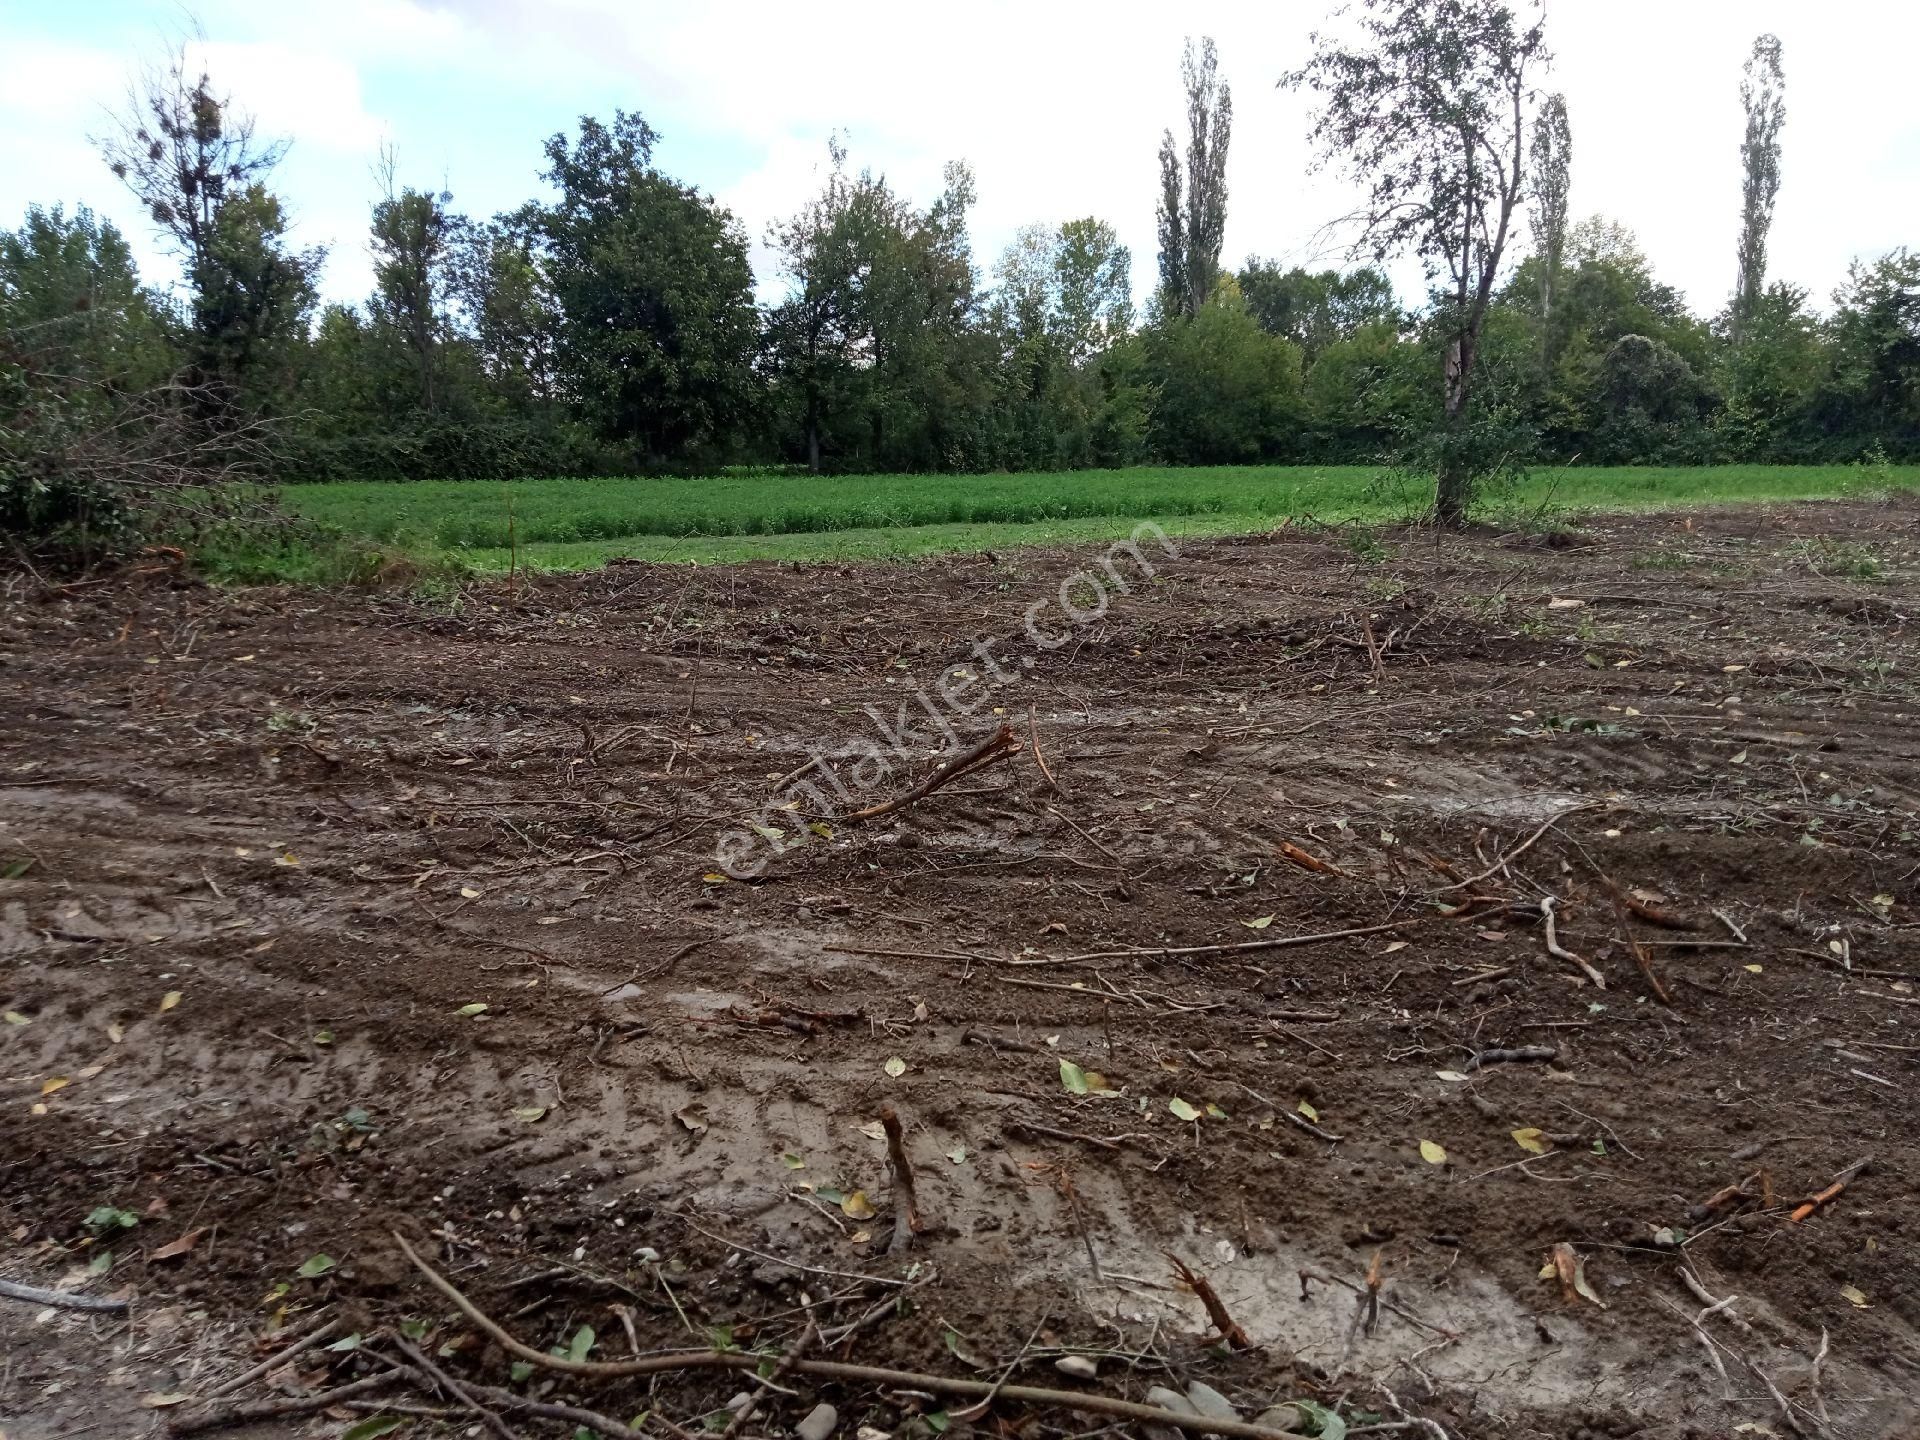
[460,885,481,899]
[701,872,730,884]
[1511,1128,1552,1156]
[841,1190,876,1220]
[511,1105,547,1124]
[1418,1139,1448,1165]
[1169,1097,1201,1122]
[1296,1100,1319,1122]
[1744,964,1763,973]
[883,1057,907,1078]
[1241,915,1275,930]
[1840,1284,1870,1309]
[857,1120,886,1141]
[274,852,300,868]
[41,1076,70,1095]
[160,991,182,1012]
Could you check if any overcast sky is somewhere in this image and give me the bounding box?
[4,0,1915,320]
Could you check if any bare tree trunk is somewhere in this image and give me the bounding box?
[1435,337,1471,528]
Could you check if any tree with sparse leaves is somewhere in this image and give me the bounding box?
[1285,0,1550,525]
[98,51,319,413]
[1732,35,1786,344]
[1156,38,1232,320]
[1529,93,1571,366]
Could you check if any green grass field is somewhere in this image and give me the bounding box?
[273,463,1920,574]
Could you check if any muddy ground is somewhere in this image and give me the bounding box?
[3,500,1918,1440]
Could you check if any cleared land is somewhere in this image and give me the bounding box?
[280,463,1920,570]
[4,496,1919,1437]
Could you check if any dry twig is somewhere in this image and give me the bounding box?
[392,1234,1305,1440]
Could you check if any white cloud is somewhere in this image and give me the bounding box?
[4,0,1915,317]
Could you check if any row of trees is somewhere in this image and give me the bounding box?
[4,8,1919,548]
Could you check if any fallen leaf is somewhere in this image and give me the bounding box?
[140,1393,191,1409]
[455,1003,488,1017]
[674,1104,709,1135]
[946,1145,968,1164]
[148,1228,206,1262]
[1547,597,1585,609]
[511,1106,547,1124]
[1169,1097,1201,1122]
[1841,1284,1871,1309]
[1511,1128,1553,1156]
[159,991,182,1012]
[341,1418,407,1440]
[849,1228,871,1244]
[1434,1070,1470,1083]
[312,1029,334,1046]
[1380,940,1409,955]
[40,1076,69,1095]
[1241,914,1275,930]
[1547,1243,1608,1308]
[883,1056,907,1078]
[2,1010,29,1026]
[296,1253,336,1279]
[274,852,300,868]
[1296,1100,1319,1122]
[780,1152,806,1170]
[1059,1060,1089,1096]
[857,1120,887,1141]
[840,1190,877,1220]
[568,1324,596,1362]
[1418,1139,1448,1165]
[460,886,481,899]
[1744,964,1763,974]
[701,872,730,884]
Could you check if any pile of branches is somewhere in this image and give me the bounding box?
[0,344,283,569]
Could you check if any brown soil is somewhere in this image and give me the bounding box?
[3,499,1918,1440]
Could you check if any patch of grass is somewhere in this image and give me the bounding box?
[268,464,1920,574]
[1792,537,1887,581]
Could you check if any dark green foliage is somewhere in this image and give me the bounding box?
[538,111,759,465]
[1156,38,1232,320]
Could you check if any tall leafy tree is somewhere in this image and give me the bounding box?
[1732,35,1786,343]
[1156,38,1232,319]
[368,150,459,412]
[1529,92,1572,365]
[1285,0,1550,525]
[450,207,560,409]
[1237,261,1398,360]
[538,110,758,464]
[1054,219,1135,363]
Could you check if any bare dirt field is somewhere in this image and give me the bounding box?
[3,499,1918,1440]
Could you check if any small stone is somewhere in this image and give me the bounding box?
[1054,1355,1099,1381]
[1144,1387,1198,1417]
[1185,1382,1239,1421]
[796,1402,839,1440]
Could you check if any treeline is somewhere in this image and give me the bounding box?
[4,30,1919,532]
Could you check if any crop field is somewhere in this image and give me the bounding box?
[279,463,1920,570]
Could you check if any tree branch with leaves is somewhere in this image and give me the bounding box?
[1284,0,1548,525]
